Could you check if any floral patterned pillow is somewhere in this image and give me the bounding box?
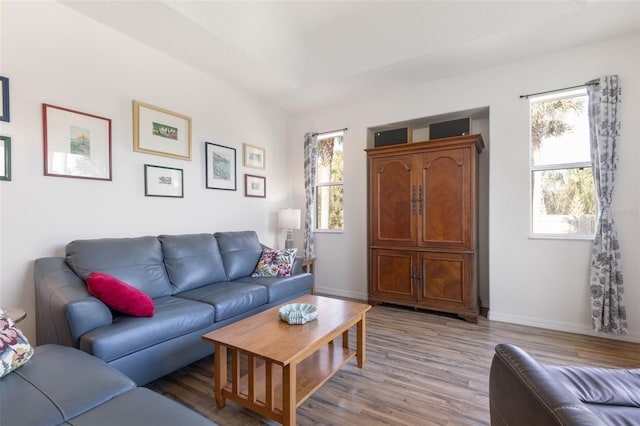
[251,248,297,277]
[0,309,34,378]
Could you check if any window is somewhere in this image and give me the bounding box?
[315,131,344,231]
[530,88,595,237]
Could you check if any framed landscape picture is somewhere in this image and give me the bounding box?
[144,164,184,198]
[0,136,11,181]
[205,142,236,190]
[243,143,265,169]
[133,100,192,160]
[244,173,266,198]
[42,103,112,180]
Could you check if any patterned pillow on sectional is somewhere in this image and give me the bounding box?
[251,248,297,277]
[0,309,34,378]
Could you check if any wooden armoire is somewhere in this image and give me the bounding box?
[366,134,484,323]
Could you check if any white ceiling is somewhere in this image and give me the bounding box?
[61,0,640,114]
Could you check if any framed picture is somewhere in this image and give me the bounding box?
[144,164,183,198]
[205,142,236,190]
[243,143,265,169]
[133,100,192,160]
[43,103,112,180]
[244,173,266,198]
[0,76,9,122]
[0,136,11,181]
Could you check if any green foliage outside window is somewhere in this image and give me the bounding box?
[316,136,344,230]
[530,91,595,235]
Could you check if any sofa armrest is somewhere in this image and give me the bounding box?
[489,344,607,426]
[34,257,112,348]
[292,256,304,275]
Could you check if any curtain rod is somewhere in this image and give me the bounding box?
[519,80,599,99]
[312,127,348,137]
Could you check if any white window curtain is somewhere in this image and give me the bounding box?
[588,75,627,334]
[303,132,318,258]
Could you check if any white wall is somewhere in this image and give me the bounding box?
[0,1,294,341]
[290,34,640,341]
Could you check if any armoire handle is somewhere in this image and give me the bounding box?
[411,186,417,215]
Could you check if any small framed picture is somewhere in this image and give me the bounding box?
[144,164,183,198]
[205,142,236,191]
[243,143,265,170]
[0,136,11,181]
[133,100,192,160]
[0,76,9,122]
[244,174,266,198]
[43,103,112,180]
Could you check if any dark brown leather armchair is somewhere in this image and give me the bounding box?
[489,343,640,425]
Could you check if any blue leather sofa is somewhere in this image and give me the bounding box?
[0,344,216,426]
[34,231,313,385]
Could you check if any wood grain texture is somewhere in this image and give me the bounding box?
[368,136,483,323]
[147,304,640,425]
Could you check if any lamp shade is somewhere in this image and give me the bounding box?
[279,208,301,230]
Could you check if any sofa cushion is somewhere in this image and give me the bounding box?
[252,248,297,277]
[548,365,640,407]
[159,233,228,293]
[87,272,155,317]
[0,344,136,426]
[234,273,313,303]
[214,231,263,280]
[68,388,216,426]
[80,296,214,362]
[0,310,34,378]
[585,404,640,426]
[66,236,172,299]
[178,282,268,321]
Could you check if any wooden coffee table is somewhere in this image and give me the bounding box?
[202,294,371,425]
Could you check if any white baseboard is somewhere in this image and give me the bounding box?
[315,286,368,301]
[488,311,640,343]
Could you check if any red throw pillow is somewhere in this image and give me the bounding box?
[86,272,154,317]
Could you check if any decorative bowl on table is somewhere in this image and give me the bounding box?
[279,303,318,325]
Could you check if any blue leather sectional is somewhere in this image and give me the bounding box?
[34,231,313,385]
[0,344,216,426]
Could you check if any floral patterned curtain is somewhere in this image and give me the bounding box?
[588,75,627,334]
[303,133,318,258]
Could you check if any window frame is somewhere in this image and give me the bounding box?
[528,88,595,240]
[314,131,344,233]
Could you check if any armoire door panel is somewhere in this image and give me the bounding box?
[420,148,471,249]
[370,249,415,301]
[420,253,466,310]
[371,155,417,246]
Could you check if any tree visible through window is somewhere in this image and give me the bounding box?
[530,88,595,237]
[315,132,344,231]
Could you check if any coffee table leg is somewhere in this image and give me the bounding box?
[214,343,227,408]
[357,314,366,368]
[282,362,297,426]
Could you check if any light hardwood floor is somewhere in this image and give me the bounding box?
[147,303,640,425]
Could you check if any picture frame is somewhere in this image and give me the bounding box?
[133,100,192,160]
[0,76,9,122]
[144,164,183,198]
[205,142,236,191]
[244,173,266,198]
[43,103,112,180]
[0,136,11,181]
[243,143,265,170]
